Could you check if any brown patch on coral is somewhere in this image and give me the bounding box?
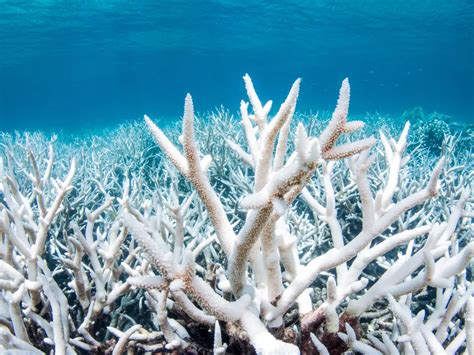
[300,311,361,355]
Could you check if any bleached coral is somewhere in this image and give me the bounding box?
[0,75,472,354]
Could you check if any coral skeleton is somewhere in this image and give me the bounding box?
[0,75,472,354]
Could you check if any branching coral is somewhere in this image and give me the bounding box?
[0,75,472,354]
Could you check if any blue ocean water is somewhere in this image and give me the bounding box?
[0,1,472,132]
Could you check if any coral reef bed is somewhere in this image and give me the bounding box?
[0,76,472,354]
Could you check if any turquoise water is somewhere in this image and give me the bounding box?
[0,1,472,132]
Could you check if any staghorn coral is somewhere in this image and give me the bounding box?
[0,75,472,354]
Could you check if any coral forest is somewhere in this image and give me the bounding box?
[0,76,472,354]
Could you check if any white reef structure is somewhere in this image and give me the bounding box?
[0,75,472,354]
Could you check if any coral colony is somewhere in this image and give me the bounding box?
[0,75,472,354]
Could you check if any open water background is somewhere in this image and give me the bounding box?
[0,1,472,133]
